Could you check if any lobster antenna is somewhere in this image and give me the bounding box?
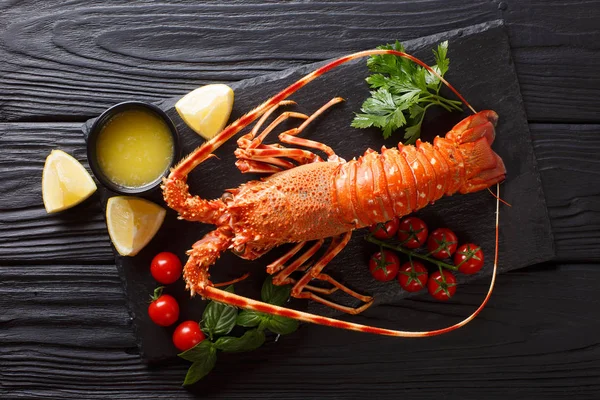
[176,48,495,336]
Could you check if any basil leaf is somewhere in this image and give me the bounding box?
[261,277,291,306]
[182,345,217,386]
[178,339,214,362]
[214,329,265,353]
[263,315,299,335]
[236,310,264,328]
[202,285,237,339]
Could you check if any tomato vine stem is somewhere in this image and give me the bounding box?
[365,234,458,271]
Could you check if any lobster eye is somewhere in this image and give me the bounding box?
[221,192,234,203]
[232,244,246,256]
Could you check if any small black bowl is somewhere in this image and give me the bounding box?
[87,101,180,195]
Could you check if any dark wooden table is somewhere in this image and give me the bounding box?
[1,1,599,399]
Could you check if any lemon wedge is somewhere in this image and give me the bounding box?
[106,196,166,256]
[42,149,97,213]
[175,83,234,140]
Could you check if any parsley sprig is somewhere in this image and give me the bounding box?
[351,40,463,143]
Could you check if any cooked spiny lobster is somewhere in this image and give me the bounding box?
[162,49,506,337]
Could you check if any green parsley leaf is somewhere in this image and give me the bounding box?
[201,285,238,340]
[214,329,266,353]
[404,122,423,145]
[352,40,462,144]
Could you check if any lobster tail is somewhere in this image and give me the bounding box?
[443,110,506,194]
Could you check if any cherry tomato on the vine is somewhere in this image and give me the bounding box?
[148,289,179,327]
[427,228,458,259]
[397,217,428,249]
[173,320,206,352]
[454,243,484,275]
[369,250,400,282]
[398,260,428,292]
[427,270,457,301]
[369,217,400,240]
[151,252,183,285]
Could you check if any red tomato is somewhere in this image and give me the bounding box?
[454,243,484,275]
[426,228,458,259]
[427,270,457,301]
[368,250,400,281]
[173,321,206,352]
[397,217,428,249]
[150,252,182,285]
[148,293,180,327]
[369,217,400,239]
[398,260,428,292]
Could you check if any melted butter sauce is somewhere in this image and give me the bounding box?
[96,109,174,188]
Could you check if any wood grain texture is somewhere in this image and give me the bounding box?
[1,0,598,122]
[2,263,600,399]
[0,123,113,263]
[531,124,600,261]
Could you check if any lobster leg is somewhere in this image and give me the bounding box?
[290,232,374,314]
[278,97,345,161]
[266,241,307,275]
[236,100,297,147]
[236,109,309,155]
[246,111,308,150]
[236,97,346,173]
[272,240,324,284]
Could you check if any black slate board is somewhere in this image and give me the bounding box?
[83,20,555,363]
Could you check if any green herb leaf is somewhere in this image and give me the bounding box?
[352,40,461,142]
[236,310,264,327]
[178,339,215,362]
[261,276,291,306]
[433,41,449,78]
[409,104,425,120]
[404,121,423,145]
[262,315,300,335]
[201,285,237,340]
[182,344,217,386]
[214,329,266,353]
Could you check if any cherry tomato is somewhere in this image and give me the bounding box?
[397,260,428,292]
[427,270,457,301]
[369,217,400,240]
[150,252,182,285]
[397,217,428,249]
[148,292,179,327]
[368,250,400,281]
[454,243,484,275]
[426,228,458,259]
[173,320,205,352]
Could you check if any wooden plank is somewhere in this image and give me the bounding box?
[531,123,600,261]
[0,264,133,348]
[0,123,113,263]
[1,0,598,123]
[2,263,600,398]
